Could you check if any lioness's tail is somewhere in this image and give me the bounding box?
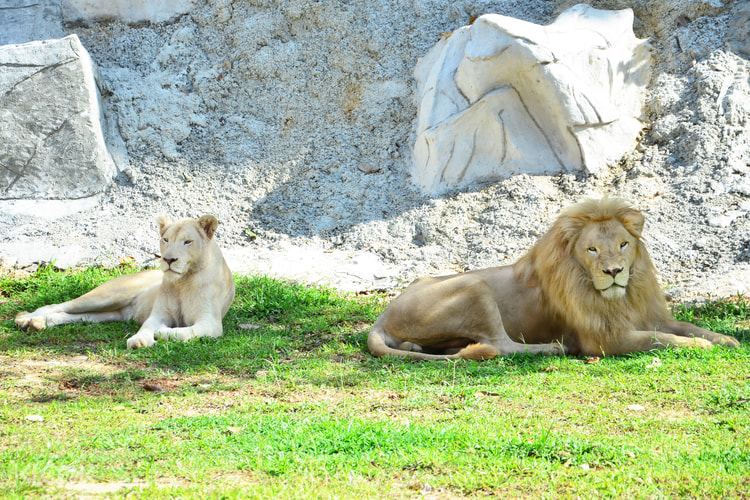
[367,325,498,361]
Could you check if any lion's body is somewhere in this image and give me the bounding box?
[369,198,739,360]
[15,215,235,349]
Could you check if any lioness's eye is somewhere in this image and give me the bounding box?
[588,247,597,253]
[184,240,193,245]
[162,237,168,243]
[620,241,628,249]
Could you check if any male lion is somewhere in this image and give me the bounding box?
[15,215,235,349]
[369,198,740,360]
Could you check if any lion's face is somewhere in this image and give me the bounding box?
[158,217,216,277]
[573,219,639,300]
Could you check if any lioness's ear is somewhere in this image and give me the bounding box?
[619,209,644,238]
[157,216,171,235]
[198,215,218,240]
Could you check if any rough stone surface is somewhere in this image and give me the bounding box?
[728,0,750,56]
[0,0,748,301]
[63,0,197,24]
[0,34,116,200]
[413,5,651,193]
[0,0,63,45]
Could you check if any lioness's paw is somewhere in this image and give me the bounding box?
[127,335,155,349]
[154,328,175,341]
[15,313,46,331]
[14,313,31,329]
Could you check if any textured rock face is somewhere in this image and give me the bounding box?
[728,0,750,57]
[0,0,63,45]
[412,4,652,194]
[64,0,197,24]
[0,35,115,200]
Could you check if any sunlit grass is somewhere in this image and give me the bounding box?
[0,265,748,498]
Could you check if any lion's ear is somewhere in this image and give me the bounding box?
[198,215,218,240]
[619,209,645,238]
[157,216,171,235]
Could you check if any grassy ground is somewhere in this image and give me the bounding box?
[0,265,748,499]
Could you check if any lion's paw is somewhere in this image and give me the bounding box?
[127,334,155,349]
[692,337,714,350]
[713,335,740,348]
[552,343,567,356]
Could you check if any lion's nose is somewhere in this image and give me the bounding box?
[164,257,178,265]
[603,267,623,277]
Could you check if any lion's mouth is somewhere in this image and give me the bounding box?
[600,283,627,300]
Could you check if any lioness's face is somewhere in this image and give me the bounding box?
[574,220,638,300]
[159,221,207,277]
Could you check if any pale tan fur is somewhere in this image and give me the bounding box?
[15,215,235,350]
[369,198,740,360]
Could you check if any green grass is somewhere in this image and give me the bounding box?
[0,265,748,498]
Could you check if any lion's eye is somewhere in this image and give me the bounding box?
[588,247,597,254]
[620,241,629,249]
[184,240,193,245]
[162,237,168,243]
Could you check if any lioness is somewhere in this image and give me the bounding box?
[369,198,740,360]
[15,215,235,349]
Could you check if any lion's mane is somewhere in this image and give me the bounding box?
[513,198,672,349]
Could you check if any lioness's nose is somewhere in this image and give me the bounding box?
[164,257,178,265]
[603,267,623,277]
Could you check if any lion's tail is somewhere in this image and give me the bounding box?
[368,324,498,361]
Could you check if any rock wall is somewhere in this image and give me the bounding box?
[0,0,748,297]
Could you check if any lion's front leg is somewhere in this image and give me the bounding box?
[586,330,714,356]
[660,319,740,347]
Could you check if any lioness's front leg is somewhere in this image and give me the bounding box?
[126,314,167,349]
[154,319,223,343]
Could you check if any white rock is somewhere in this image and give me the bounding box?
[0,35,116,200]
[412,4,651,193]
[708,211,743,228]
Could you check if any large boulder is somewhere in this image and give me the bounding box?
[0,34,116,200]
[412,4,652,194]
[0,0,63,45]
